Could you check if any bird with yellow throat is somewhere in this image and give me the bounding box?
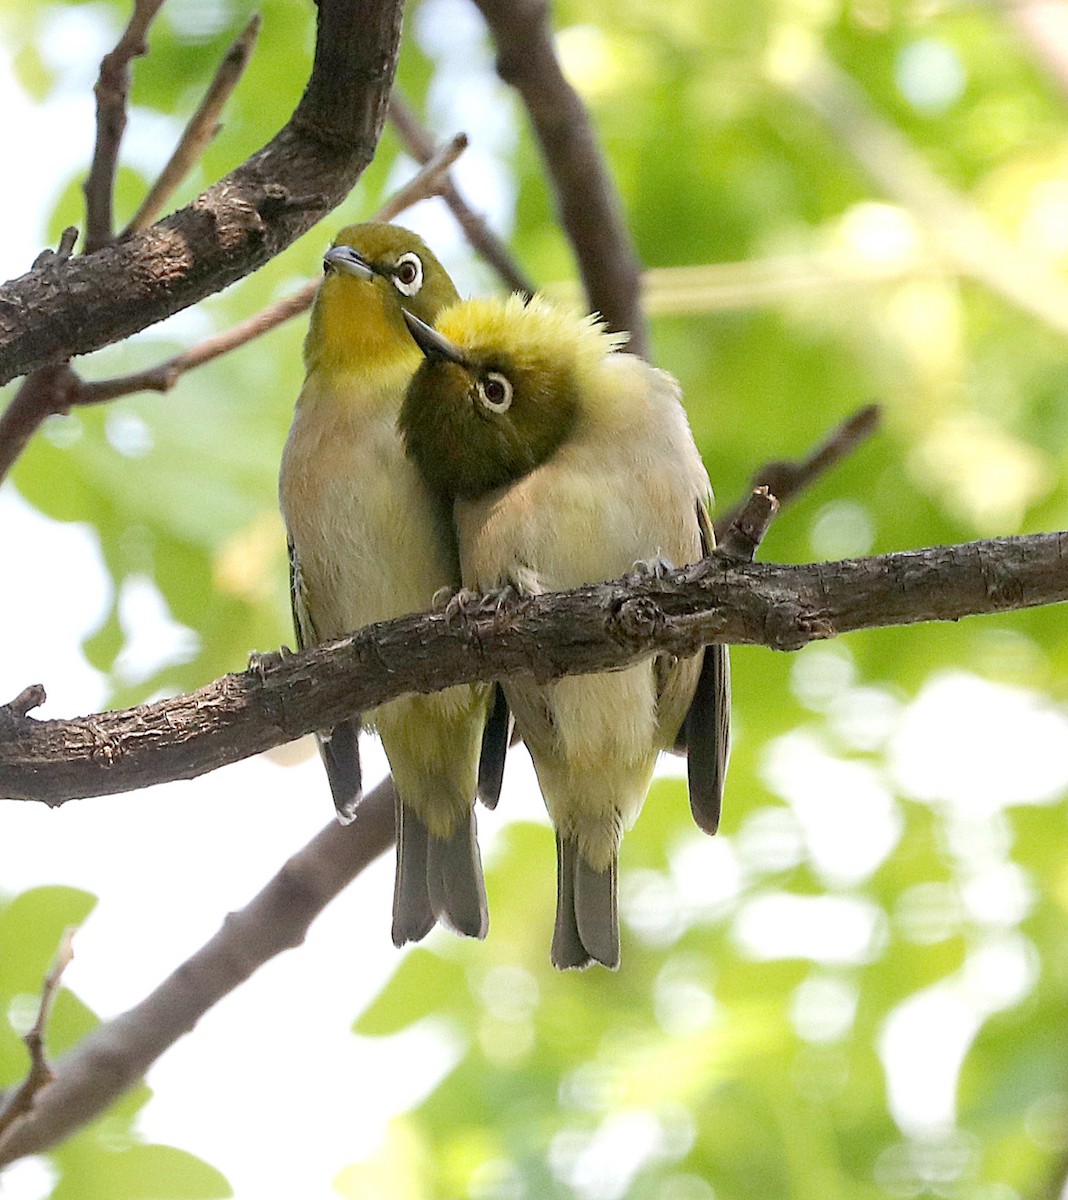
[279,223,499,946]
[400,295,730,969]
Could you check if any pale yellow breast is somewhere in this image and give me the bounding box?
[279,369,461,639]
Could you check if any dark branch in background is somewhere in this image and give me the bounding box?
[122,13,262,236]
[0,929,74,1147]
[2,522,1066,806]
[388,92,536,296]
[0,131,466,483]
[0,0,406,388]
[84,0,167,252]
[714,404,882,538]
[470,0,648,356]
[0,787,394,1166]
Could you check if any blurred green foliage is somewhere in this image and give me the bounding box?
[2,0,1068,1196]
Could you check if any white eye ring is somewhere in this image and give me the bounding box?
[477,372,513,413]
[392,252,423,296]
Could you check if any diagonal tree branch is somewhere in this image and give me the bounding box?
[1,524,1066,806]
[470,0,647,355]
[0,783,395,1166]
[122,12,262,236]
[0,0,406,389]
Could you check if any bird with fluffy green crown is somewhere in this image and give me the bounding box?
[279,222,502,948]
[399,294,730,969]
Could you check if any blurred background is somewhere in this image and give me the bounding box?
[3,0,1068,1196]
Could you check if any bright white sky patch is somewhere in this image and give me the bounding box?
[761,728,903,887]
[890,670,1068,811]
[733,892,886,965]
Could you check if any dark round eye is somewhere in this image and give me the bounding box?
[393,252,423,296]
[477,372,513,413]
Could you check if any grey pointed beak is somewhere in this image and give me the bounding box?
[402,309,466,365]
[323,244,374,280]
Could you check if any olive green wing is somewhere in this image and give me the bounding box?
[289,537,363,824]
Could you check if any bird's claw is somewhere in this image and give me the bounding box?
[432,586,459,613]
[441,584,526,628]
[479,583,523,616]
[247,649,274,681]
[630,555,676,581]
[443,587,483,626]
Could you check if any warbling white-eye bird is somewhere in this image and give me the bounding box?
[279,222,505,947]
[399,294,730,969]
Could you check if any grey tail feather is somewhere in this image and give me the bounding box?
[552,834,619,970]
[685,643,731,835]
[392,798,435,947]
[477,684,511,809]
[320,717,362,824]
[427,807,489,939]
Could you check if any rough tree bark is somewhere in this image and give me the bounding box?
[2,527,1065,805]
[0,0,406,388]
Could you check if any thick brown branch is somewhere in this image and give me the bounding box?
[0,0,405,388]
[123,13,262,236]
[388,92,535,295]
[0,785,394,1166]
[1,531,1066,806]
[84,0,167,253]
[470,0,647,354]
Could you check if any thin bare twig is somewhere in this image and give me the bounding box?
[123,13,262,236]
[67,135,472,401]
[388,92,535,295]
[72,134,470,400]
[715,404,882,538]
[84,0,167,253]
[0,929,75,1147]
[0,364,81,482]
[471,0,647,355]
[375,132,469,222]
[717,487,780,561]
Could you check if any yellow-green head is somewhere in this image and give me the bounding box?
[399,294,625,499]
[304,222,460,376]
